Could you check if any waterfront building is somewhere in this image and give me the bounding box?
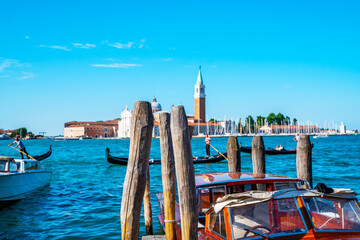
[64,120,118,138]
[340,122,346,134]
[118,106,132,138]
[258,124,320,134]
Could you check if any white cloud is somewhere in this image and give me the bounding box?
[72,43,96,49]
[108,42,134,49]
[0,58,33,79]
[40,45,71,51]
[107,39,146,49]
[0,59,14,72]
[91,63,142,68]
[18,72,34,80]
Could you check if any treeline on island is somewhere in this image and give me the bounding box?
[238,113,297,133]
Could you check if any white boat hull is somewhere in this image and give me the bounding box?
[0,171,52,201]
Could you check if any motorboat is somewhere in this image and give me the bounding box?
[157,172,360,239]
[314,133,329,139]
[0,157,52,201]
[0,134,10,140]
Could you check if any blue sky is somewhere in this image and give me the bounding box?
[1,1,360,135]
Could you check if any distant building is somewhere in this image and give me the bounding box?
[258,124,320,134]
[64,120,118,138]
[118,106,132,138]
[340,122,346,134]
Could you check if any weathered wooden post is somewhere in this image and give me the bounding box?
[159,112,177,240]
[252,136,265,174]
[143,164,153,235]
[252,136,266,190]
[296,135,313,188]
[120,101,154,240]
[189,125,195,140]
[170,106,198,240]
[227,136,241,172]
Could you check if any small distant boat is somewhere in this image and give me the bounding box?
[0,157,52,201]
[0,134,10,140]
[32,146,52,161]
[240,146,297,155]
[313,133,328,139]
[106,147,227,165]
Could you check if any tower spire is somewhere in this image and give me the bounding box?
[197,65,203,85]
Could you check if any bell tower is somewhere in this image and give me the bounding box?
[194,66,206,122]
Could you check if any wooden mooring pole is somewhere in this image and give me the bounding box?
[120,101,154,240]
[252,136,265,174]
[170,106,198,240]
[227,136,241,172]
[296,135,313,188]
[159,112,176,240]
[144,164,153,235]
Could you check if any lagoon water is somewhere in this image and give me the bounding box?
[0,135,359,239]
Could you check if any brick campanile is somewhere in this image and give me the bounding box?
[194,66,206,122]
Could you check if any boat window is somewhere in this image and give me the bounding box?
[0,160,8,172]
[9,161,17,172]
[210,186,226,203]
[303,197,360,231]
[25,161,38,170]
[198,188,211,214]
[208,210,227,239]
[229,198,307,239]
[228,184,273,194]
[275,182,297,191]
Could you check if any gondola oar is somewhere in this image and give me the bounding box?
[10,146,36,160]
[209,144,228,160]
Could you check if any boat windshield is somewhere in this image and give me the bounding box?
[228,198,307,239]
[0,160,17,172]
[303,197,360,231]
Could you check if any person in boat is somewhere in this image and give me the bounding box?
[8,136,30,159]
[274,145,280,151]
[293,133,300,142]
[205,134,211,157]
[278,144,284,151]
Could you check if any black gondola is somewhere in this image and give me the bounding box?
[240,146,296,155]
[106,147,227,165]
[33,146,52,161]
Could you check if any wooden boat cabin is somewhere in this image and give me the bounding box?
[157,172,311,238]
[205,188,360,239]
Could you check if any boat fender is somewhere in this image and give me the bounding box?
[315,183,334,194]
[149,159,154,163]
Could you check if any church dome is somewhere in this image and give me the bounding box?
[151,97,162,112]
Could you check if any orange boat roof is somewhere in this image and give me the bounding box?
[195,172,299,186]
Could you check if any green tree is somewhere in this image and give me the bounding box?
[285,116,291,125]
[267,113,276,125]
[275,113,285,125]
[256,116,265,126]
[19,128,27,138]
[293,118,298,125]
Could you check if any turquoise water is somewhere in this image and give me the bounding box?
[0,135,359,239]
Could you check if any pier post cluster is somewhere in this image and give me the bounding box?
[120,102,198,240]
[120,101,313,239]
[247,135,313,188]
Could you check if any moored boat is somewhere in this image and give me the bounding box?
[157,172,360,239]
[106,147,227,165]
[0,157,52,201]
[32,146,52,161]
[240,146,297,155]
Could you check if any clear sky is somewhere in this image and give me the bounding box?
[1,1,360,135]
